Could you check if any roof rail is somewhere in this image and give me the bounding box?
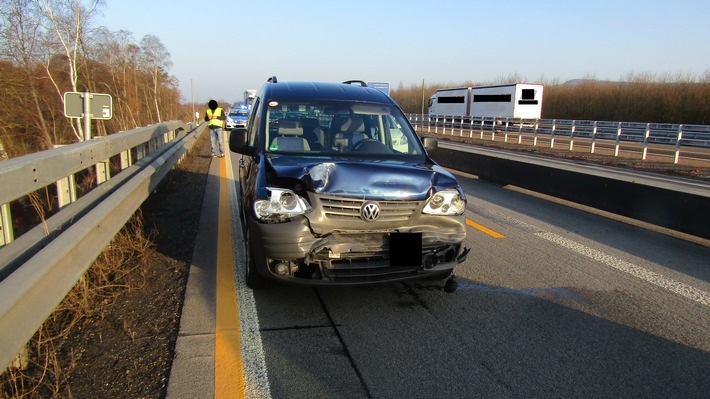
[342,80,368,87]
[267,76,278,83]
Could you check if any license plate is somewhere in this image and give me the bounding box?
[389,233,422,267]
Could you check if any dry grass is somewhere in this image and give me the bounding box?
[1,212,154,399]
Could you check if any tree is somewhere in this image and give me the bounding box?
[0,0,54,150]
[139,34,171,123]
[0,0,185,158]
[34,0,105,141]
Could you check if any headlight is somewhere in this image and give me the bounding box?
[422,189,465,215]
[254,188,312,221]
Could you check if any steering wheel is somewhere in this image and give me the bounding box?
[351,139,390,153]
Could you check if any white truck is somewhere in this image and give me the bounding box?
[243,89,256,109]
[428,83,544,119]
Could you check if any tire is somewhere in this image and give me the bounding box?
[244,226,268,289]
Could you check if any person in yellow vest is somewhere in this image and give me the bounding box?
[204,99,226,157]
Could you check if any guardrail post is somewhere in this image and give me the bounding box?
[459,116,463,136]
[533,120,539,146]
[469,118,473,138]
[569,120,576,151]
[517,119,523,144]
[136,143,147,160]
[642,123,651,160]
[491,118,496,142]
[1,202,14,246]
[56,175,77,209]
[504,117,510,143]
[591,121,598,153]
[614,122,622,157]
[674,124,683,164]
[550,119,556,148]
[96,160,111,185]
[479,118,484,139]
[120,149,132,170]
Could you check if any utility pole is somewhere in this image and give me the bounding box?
[421,79,425,116]
[191,79,195,125]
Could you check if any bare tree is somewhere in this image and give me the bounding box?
[0,0,55,149]
[34,0,105,141]
[139,34,172,123]
[89,27,140,130]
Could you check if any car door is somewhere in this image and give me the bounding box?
[239,97,263,220]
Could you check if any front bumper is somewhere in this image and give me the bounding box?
[248,212,468,285]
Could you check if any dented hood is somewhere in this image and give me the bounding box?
[266,155,459,200]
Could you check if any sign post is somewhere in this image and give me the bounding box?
[63,91,113,140]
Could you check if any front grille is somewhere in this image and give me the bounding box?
[319,196,420,222]
[306,243,459,283]
[322,258,421,282]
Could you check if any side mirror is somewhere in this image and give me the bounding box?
[420,136,438,152]
[229,128,255,156]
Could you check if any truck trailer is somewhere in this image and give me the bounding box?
[428,83,543,119]
[243,89,256,109]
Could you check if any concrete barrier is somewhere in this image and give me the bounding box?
[432,143,710,241]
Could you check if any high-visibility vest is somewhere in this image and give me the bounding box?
[207,107,224,128]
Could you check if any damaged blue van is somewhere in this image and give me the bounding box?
[229,77,469,289]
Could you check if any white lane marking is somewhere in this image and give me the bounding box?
[472,205,710,307]
[226,153,273,399]
[537,231,710,307]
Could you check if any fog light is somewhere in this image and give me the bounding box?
[274,262,289,276]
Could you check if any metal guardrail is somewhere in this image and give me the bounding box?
[0,121,206,370]
[408,114,710,164]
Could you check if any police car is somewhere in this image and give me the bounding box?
[226,104,249,129]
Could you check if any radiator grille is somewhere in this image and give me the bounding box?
[320,197,420,222]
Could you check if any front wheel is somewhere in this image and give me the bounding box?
[244,227,268,289]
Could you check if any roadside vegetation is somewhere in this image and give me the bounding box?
[1,216,153,398]
[0,0,200,159]
[391,71,710,125]
[0,1,188,396]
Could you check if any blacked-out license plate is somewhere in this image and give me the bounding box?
[389,232,422,267]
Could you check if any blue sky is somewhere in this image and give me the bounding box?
[96,0,710,104]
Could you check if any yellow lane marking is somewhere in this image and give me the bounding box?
[466,219,506,238]
[215,158,246,398]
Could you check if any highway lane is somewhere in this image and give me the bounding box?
[227,158,710,398]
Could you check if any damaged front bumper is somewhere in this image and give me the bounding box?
[248,211,469,285]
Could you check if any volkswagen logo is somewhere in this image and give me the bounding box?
[360,202,380,222]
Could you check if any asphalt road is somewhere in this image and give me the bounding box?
[171,150,710,398]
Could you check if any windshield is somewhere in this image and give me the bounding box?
[263,100,424,157]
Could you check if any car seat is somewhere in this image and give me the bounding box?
[270,120,311,152]
[330,115,367,151]
[300,117,324,151]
